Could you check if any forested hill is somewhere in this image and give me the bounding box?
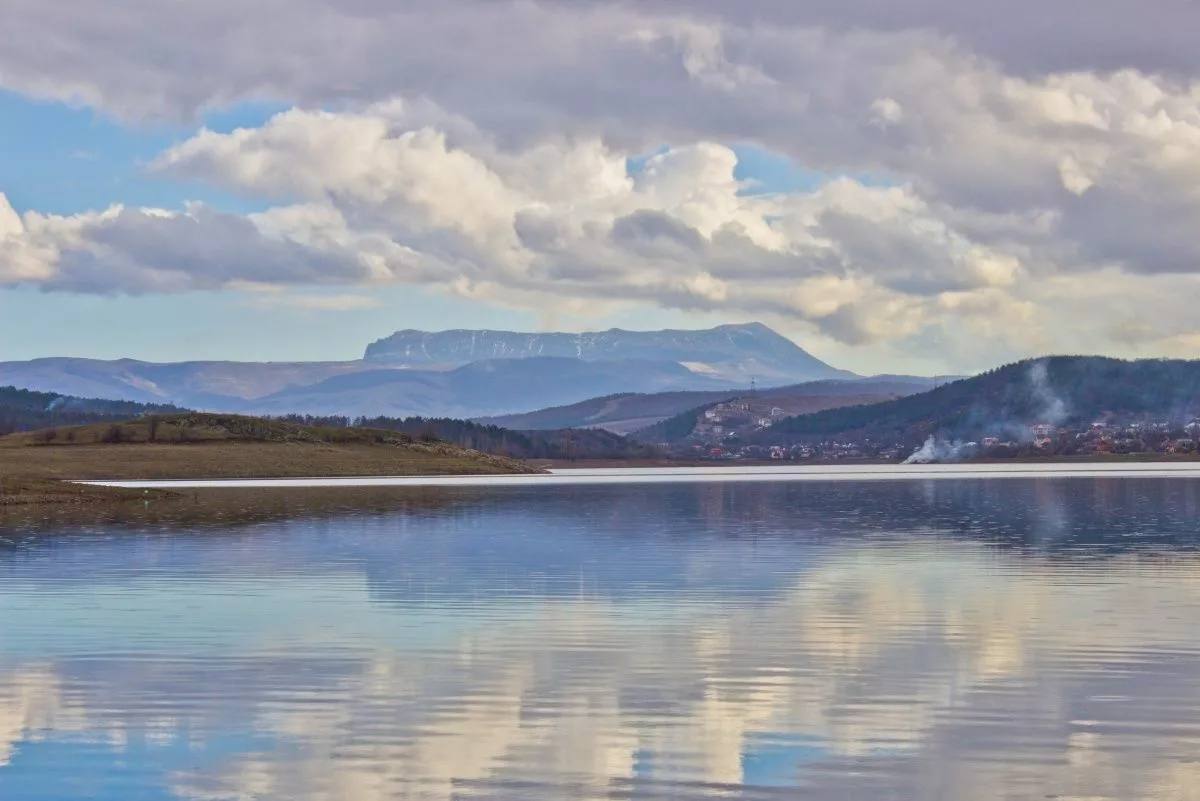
[763,357,1200,444]
[0,386,182,435]
[278,415,658,461]
[0,384,654,461]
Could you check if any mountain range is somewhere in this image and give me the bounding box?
[236,357,735,418]
[0,323,864,418]
[7,354,1193,465]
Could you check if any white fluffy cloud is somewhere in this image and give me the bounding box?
[1,0,1199,370]
[152,109,1005,336]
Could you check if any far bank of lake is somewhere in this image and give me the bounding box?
[78,461,1200,489]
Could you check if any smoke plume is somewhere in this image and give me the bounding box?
[904,436,977,464]
[1028,360,1068,425]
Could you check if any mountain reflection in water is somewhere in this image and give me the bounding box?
[1,478,1200,800]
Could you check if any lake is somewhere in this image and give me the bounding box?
[3,473,1200,799]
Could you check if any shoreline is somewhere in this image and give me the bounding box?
[76,461,1200,490]
[8,443,1200,508]
[534,453,1200,469]
[0,476,178,507]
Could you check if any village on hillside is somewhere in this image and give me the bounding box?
[665,406,1200,463]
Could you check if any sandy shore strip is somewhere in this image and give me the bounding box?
[76,462,1200,489]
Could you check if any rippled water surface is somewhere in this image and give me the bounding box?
[3,477,1200,800]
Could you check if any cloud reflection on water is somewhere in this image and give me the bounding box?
[1,478,1200,799]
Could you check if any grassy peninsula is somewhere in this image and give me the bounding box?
[0,413,538,505]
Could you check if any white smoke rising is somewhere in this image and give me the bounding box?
[1028,360,1068,425]
[903,436,977,464]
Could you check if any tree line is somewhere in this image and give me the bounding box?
[0,386,181,436]
[274,414,656,459]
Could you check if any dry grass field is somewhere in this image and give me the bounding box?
[0,413,538,505]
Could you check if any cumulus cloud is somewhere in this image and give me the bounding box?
[1,0,1200,369]
[141,109,1049,346]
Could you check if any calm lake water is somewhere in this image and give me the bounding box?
[3,475,1200,799]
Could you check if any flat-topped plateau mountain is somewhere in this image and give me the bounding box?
[364,322,852,385]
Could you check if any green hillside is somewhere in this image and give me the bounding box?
[283,415,658,460]
[763,357,1200,445]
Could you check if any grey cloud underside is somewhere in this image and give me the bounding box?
[53,207,372,293]
[600,0,1200,76]
[3,0,1196,121]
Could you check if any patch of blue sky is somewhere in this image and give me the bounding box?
[0,91,286,217]
[0,724,283,801]
[0,284,540,362]
[740,731,828,786]
[630,733,827,787]
[0,279,746,361]
[732,144,897,196]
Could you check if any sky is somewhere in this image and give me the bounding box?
[1,1,1199,375]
